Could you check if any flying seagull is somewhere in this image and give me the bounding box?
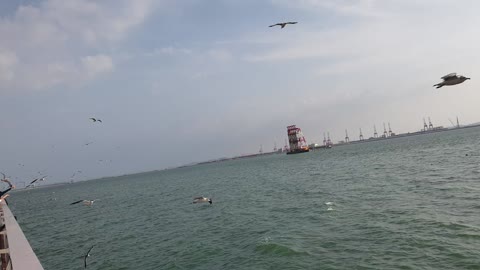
[84,142,94,146]
[434,73,470,89]
[1,179,14,188]
[71,199,97,206]
[89,118,102,123]
[84,245,94,269]
[269,22,297,29]
[193,197,212,204]
[25,177,46,188]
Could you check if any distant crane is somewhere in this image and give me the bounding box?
[345,129,350,143]
[388,123,393,137]
[373,125,378,138]
[448,118,456,128]
[383,123,388,138]
[457,116,460,128]
[323,133,327,146]
[359,128,364,141]
[428,117,434,130]
[284,139,289,152]
[423,118,428,131]
[273,141,277,152]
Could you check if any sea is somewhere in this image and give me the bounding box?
[9,127,480,270]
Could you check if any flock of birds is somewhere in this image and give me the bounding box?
[3,20,472,269]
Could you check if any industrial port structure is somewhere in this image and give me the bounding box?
[191,117,479,166]
[312,117,479,149]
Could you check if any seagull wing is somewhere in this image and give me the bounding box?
[97,119,102,123]
[0,172,5,179]
[1,179,13,188]
[89,118,96,122]
[70,200,84,205]
[269,24,279,27]
[28,178,38,185]
[442,73,457,81]
[84,245,94,269]
[286,22,297,24]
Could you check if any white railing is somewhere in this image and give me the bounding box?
[0,201,44,270]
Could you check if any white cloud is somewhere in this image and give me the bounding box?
[146,47,192,56]
[82,54,114,77]
[207,49,233,62]
[0,50,17,82]
[0,0,158,92]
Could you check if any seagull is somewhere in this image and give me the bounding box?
[1,179,14,188]
[70,199,97,206]
[25,176,46,188]
[84,245,94,269]
[89,118,102,123]
[193,197,212,204]
[0,175,15,198]
[25,178,39,188]
[84,142,94,146]
[269,22,297,29]
[434,73,470,89]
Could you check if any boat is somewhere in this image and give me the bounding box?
[286,125,310,155]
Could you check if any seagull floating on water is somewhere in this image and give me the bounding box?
[269,22,297,29]
[434,73,470,89]
[84,245,94,269]
[89,118,102,123]
[193,197,212,204]
[71,199,97,206]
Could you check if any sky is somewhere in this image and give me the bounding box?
[1,0,480,185]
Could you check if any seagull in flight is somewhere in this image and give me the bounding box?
[269,22,297,29]
[25,176,46,188]
[84,245,94,269]
[434,73,470,89]
[89,118,102,123]
[84,142,94,146]
[193,197,212,204]
[71,199,97,206]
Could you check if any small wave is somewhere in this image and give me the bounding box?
[255,243,309,256]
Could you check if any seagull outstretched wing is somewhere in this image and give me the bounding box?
[70,200,84,205]
[1,179,14,188]
[25,178,39,188]
[84,245,94,269]
[441,73,457,81]
[89,118,97,122]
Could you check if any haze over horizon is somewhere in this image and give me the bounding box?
[1,0,479,185]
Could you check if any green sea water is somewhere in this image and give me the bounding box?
[9,127,480,269]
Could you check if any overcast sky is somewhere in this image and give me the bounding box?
[1,0,479,185]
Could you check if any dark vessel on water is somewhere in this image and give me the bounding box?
[286,125,310,155]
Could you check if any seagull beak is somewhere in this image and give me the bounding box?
[466,78,471,80]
